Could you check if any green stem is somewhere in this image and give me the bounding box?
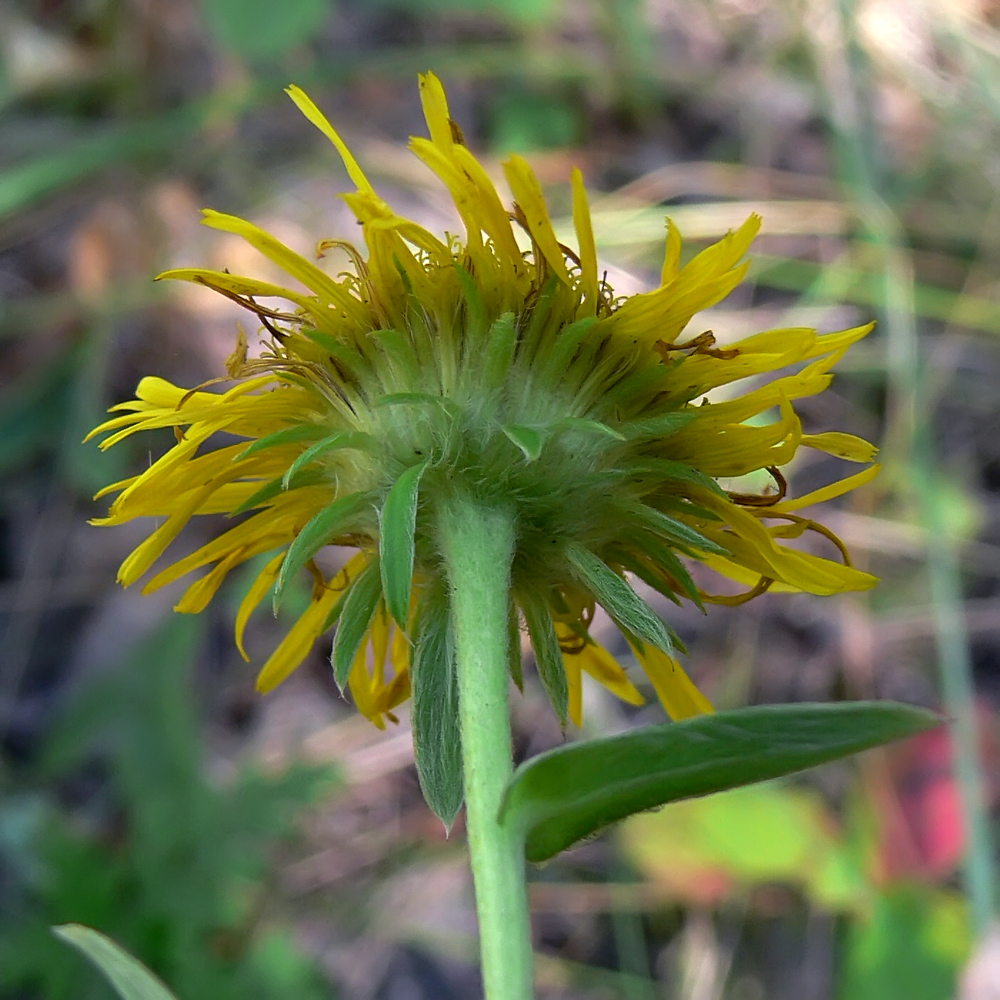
[921,466,996,935]
[823,0,996,932]
[439,497,533,1000]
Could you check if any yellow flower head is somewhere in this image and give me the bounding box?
[89,73,877,732]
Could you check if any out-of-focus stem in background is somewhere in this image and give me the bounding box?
[809,0,997,938]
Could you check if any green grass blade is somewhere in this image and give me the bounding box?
[379,460,427,628]
[53,925,178,1000]
[0,113,196,221]
[753,253,1000,338]
[499,702,940,863]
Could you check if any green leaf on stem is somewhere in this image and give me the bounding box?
[627,502,729,556]
[543,317,596,372]
[625,457,725,495]
[374,393,460,418]
[370,328,420,382]
[53,925,178,1000]
[453,263,489,343]
[499,702,940,863]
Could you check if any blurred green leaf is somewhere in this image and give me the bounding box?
[839,887,972,1000]
[0,348,75,475]
[490,91,579,153]
[0,331,126,488]
[0,114,197,221]
[489,0,556,21]
[53,925,179,1000]
[753,253,1000,337]
[248,929,335,994]
[621,782,869,912]
[5,616,338,1000]
[365,0,555,22]
[201,0,332,61]
[500,702,939,863]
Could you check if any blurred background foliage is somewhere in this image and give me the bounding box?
[2,0,1000,997]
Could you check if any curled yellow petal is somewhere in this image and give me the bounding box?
[235,552,285,660]
[571,168,599,312]
[175,548,248,615]
[285,84,375,195]
[256,582,344,694]
[255,552,368,693]
[612,213,760,343]
[418,71,455,151]
[565,653,584,727]
[347,601,411,727]
[660,218,682,285]
[802,431,879,463]
[577,642,645,706]
[768,463,881,514]
[503,155,571,284]
[631,643,713,720]
[555,624,645,723]
[200,210,356,311]
[670,397,802,478]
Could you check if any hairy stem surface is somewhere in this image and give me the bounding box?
[440,497,533,999]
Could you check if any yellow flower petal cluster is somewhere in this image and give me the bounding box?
[89,73,877,732]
